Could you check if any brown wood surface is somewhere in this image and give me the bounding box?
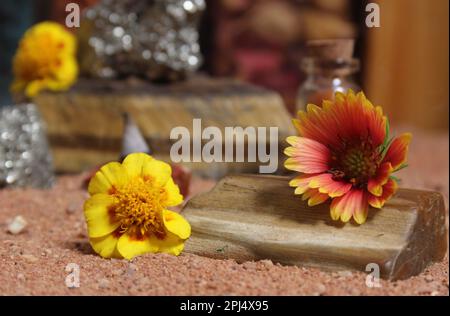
[34,76,294,178]
[182,174,447,280]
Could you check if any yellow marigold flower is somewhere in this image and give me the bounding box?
[10,21,78,98]
[285,90,411,225]
[84,153,191,260]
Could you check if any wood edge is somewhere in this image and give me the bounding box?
[389,191,447,280]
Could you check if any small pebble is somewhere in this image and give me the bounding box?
[21,254,38,263]
[316,283,327,294]
[336,270,353,278]
[425,275,434,282]
[313,283,326,296]
[17,273,25,281]
[259,259,274,267]
[7,216,28,235]
[242,262,256,270]
[98,278,110,289]
[112,269,123,277]
[66,201,82,214]
[126,263,138,276]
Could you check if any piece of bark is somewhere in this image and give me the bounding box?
[33,76,294,178]
[182,175,447,280]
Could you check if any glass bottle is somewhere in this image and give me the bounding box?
[296,53,361,112]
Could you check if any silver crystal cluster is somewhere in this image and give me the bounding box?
[0,104,54,189]
[80,0,205,81]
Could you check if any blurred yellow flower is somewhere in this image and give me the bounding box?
[10,21,78,98]
[84,153,191,260]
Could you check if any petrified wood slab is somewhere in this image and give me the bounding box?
[182,175,448,280]
[33,76,294,178]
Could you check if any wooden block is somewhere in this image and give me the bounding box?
[182,175,447,280]
[33,76,295,178]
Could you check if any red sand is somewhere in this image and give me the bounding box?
[0,129,448,295]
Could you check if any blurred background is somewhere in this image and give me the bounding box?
[0,0,448,131]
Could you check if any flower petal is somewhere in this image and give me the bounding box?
[117,233,159,260]
[289,173,319,195]
[284,137,330,174]
[309,173,352,197]
[352,192,369,225]
[330,189,368,224]
[142,157,172,186]
[163,210,191,239]
[163,178,184,207]
[368,178,398,209]
[122,152,153,178]
[383,133,412,170]
[84,194,120,238]
[147,232,185,256]
[88,162,128,195]
[90,232,121,259]
[367,162,393,197]
[296,90,387,149]
[295,104,339,148]
[24,79,47,98]
[330,194,346,221]
[302,189,329,206]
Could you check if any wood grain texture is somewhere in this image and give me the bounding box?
[34,76,295,177]
[182,174,447,280]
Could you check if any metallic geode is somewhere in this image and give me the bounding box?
[79,0,205,81]
[0,104,54,188]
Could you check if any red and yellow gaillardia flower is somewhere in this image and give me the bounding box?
[285,90,411,224]
[84,153,191,259]
[10,21,78,98]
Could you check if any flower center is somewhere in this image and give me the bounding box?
[109,177,166,239]
[330,141,380,187]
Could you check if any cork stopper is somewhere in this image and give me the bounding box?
[306,39,355,61]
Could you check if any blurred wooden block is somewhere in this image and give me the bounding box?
[33,76,294,178]
[182,175,447,280]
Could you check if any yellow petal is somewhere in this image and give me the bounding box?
[284,157,298,171]
[322,100,333,111]
[307,191,329,207]
[84,194,120,238]
[330,202,341,221]
[122,152,153,178]
[306,103,322,114]
[90,233,121,259]
[283,146,296,157]
[117,233,159,260]
[25,80,46,98]
[54,57,78,83]
[88,162,128,195]
[142,157,172,186]
[163,210,191,239]
[340,208,353,223]
[292,118,302,133]
[163,178,183,207]
[353,206,369,225]
[148,232,185,256]
[294,185,309,195]
[87,171,110,195]
[286,136,300,147]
